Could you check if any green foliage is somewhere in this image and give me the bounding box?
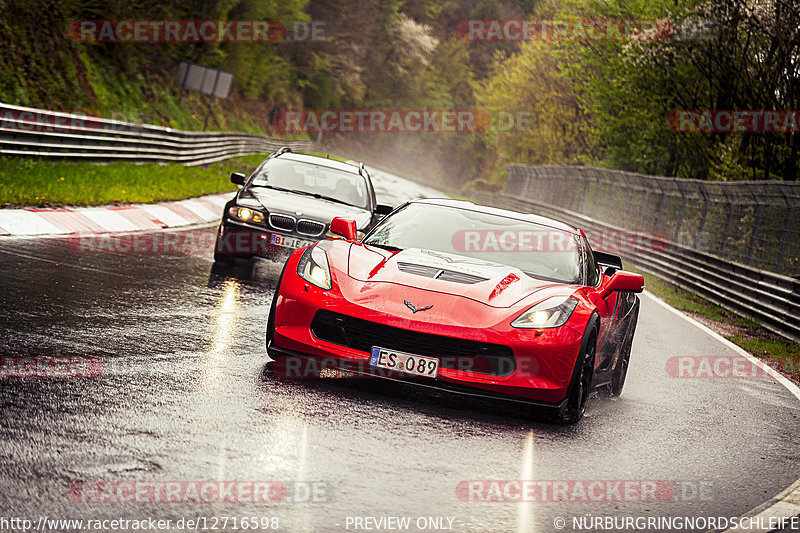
[3,0,797,188]
[0,0,308,132]
[476,0,800,182]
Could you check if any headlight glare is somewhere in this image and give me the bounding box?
[297,246,332,290]
[228,206,265,223]
[512,296,579,329]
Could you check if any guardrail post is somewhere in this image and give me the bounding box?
[719,187,736,256]
[745,183,763,267]
[696,182,710,250]
[578,168,590,213]
[634,174,650,231]
[673,181,688,244]
[652,178,668,232]
[776,183,796,275]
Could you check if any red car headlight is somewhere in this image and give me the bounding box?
[297,246,332,290]
[511,296,579,329]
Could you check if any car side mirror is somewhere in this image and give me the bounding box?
[594,250,623,276]
[375,204,393,216]
[330,217,357,240]
[600,270,644,298]
[231,172,246,185]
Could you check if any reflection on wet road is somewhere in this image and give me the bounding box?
[0,179,799,532]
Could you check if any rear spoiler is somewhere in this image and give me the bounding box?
[594,251,623,274]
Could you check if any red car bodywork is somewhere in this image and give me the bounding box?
[268,231,641,408]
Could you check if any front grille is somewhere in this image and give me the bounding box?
[297,219,325,236]
[269,214,295,232]
[397,262,489,285]
[310,310,515,376]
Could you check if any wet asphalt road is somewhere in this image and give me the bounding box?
[1,172,799,533]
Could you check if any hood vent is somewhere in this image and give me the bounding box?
[397,262,489,285]
[437,270,489,284]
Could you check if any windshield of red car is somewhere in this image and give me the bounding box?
[250,159,369,209]
[363,203,584,284]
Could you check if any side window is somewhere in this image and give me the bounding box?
[583,238,600,287]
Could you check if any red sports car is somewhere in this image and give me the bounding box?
[266,199,644,422]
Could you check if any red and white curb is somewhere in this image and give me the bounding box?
[0,193,230,236]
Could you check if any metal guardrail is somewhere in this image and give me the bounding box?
[0,103,316,165]
[465,167,800,343]
[505,165,800,277]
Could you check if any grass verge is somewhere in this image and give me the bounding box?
[0,155,269,207]
[630,266,800,382]
[0,151,351,208]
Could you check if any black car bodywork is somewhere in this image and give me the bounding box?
[214,148,391,262]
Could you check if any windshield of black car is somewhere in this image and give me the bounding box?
[363,203,584,284]
[250,159,369,209]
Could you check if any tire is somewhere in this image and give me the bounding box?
[609,332,633,397]
[265,289,278,353]
[213,225,235,264]
[213,249,235,264]
[265,261,289,358]
[557,325,598,424]
[609,303,639,397]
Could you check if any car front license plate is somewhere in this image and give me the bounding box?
[270,233,314,249]
[370,347,438,378]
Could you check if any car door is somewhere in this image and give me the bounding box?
[584,242,621,369]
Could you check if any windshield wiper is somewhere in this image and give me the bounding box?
[289,190,352,206]
[250,184,294,193]
[253,184,354,206]
[364,242,402,252]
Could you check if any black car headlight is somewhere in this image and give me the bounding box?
[297,246,332,290]
[511,296,579,329]
[228,206,265,224]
